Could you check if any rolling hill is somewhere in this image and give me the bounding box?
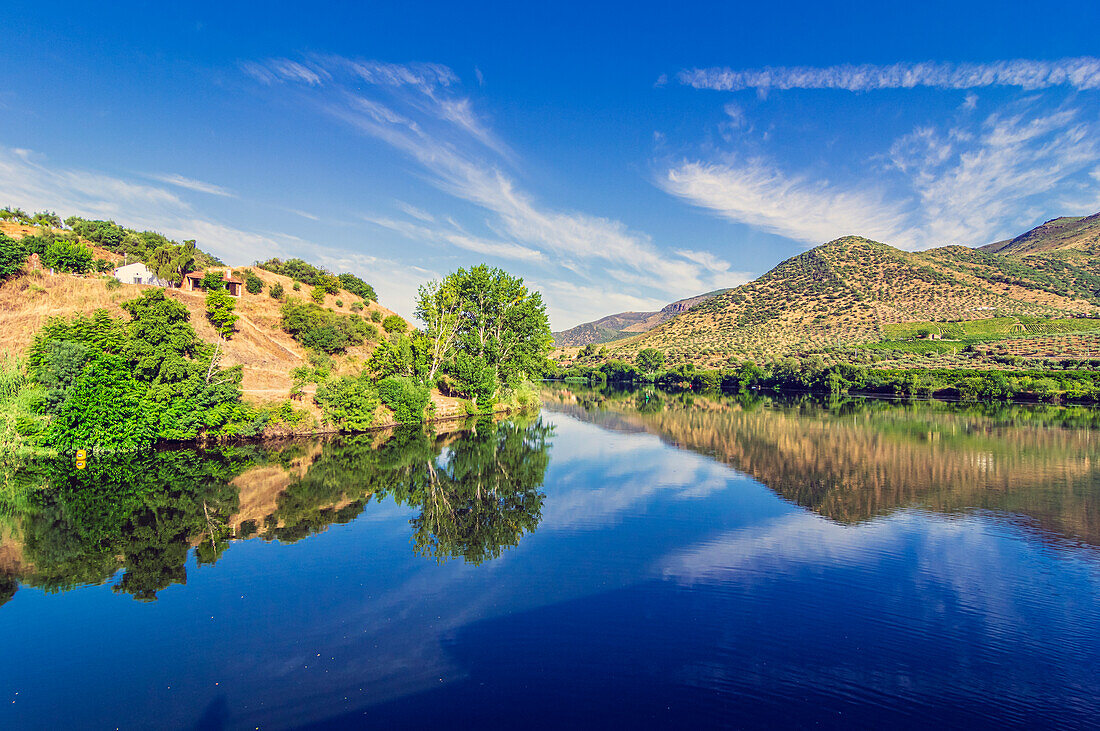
[596,215,1100,367]
[552,289,730,346]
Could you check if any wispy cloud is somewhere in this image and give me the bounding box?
[244,56,738,324]
[662,158,915,245]
[678,57,1100,93]
[145,172,236,198]
[660,102,1100,249]
[0,146,299,264]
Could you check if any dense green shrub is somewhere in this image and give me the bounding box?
[337,272,377,303]
[243,270,264,294]
[382,315,406,333]
[0,234,26,280]
[376,376,430,424]
[42,239,93,274]
[314,375,379,431]
[370,310,382,322]
[199,270,225,290]
[43,354,154,454]
[310,285,326,304]
[205,288,238,338]
[637,348,665,372]
[269,282,284,299]
[280,299,374,354]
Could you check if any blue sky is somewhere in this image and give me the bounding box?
[2,1,1100,326]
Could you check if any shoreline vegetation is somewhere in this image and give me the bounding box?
[546,356,1100,405]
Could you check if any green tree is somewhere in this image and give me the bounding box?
[416,276,462,382]
[269,282,284,300]
[243,270,264,294]
[199,270,225,290]
[44,354,154,454]
[637,348,665,372]
[426,265,552,397]
[205,288,238,338]
[42,239,93,274]
[382,314,407,333]
[310,285,326,304]
[314,375,380,431]
[0,234,26,280]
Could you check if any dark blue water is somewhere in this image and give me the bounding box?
[1,391,1098,729]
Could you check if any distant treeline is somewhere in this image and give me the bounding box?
[548,357,1100,404]
[255,257,377,303]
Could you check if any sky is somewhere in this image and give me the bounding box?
[2,1,1099,328]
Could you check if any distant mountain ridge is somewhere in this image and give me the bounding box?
[981,213,1100,256]
[553,289,731,346]
[596,212,1100,366]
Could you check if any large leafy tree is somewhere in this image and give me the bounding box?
[416,265,551,398]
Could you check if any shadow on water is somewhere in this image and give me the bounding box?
[0,414,554,606]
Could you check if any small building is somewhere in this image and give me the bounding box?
[113,262,168,287]
[183,269,244,297]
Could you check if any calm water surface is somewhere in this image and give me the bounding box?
[1,385,1098,729]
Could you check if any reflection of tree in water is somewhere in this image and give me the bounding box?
[12,449,253,601]
[265,417,554,566]
[403,419,552,565]
[0,417,553,605]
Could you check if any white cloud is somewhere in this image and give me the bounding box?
[678,57,1100,92]
[661,158,915,245]
[145,172,236,198]
[0,146,316,266]
[245,56,740,325]
[661,104,1100,249]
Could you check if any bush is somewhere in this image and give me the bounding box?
[206,288,238,338]
[292,282,301,291]
[280,299,373,354]
[350,302,363,312]
[314,375,379,431]
[370,310,382,322]
[0,234,26,280]
[43,239,93,274]
[376,376,430,424]
[43,353,154,453]
[335,299,344,308]
[244,270,264,294]
[382,315,407,333]
[269,282,284,300]
[310,285,326,304]
[637,348,665,372]
[337,272,377,303]
[199,270,225,290]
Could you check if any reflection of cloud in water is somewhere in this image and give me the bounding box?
[658,509,1100,640]
[541,415,739,531]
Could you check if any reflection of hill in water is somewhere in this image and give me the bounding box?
[0,415,552,605]
[542,384,1100,547]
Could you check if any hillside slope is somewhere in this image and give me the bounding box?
[604,227,1100,366]
[553,288,730,346]
[0,266,401,397]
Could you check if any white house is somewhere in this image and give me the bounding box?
[113,262,169,287]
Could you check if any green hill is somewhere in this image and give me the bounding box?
[600,216,1100,367]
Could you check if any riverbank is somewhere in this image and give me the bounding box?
[549,361,1100,405]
